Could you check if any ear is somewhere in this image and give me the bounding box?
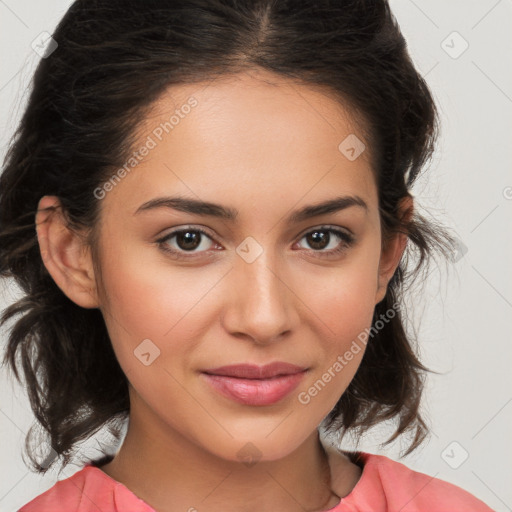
[35,195,99,309]
[374,195,413,305]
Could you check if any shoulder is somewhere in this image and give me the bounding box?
[18,466,89,512]
[18,465,154,512]
[333,450,494,512]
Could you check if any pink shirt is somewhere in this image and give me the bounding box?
[18,452,494,511]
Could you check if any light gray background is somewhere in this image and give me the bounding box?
[1,1,511,511]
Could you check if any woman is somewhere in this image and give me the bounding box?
[0,0,494,510]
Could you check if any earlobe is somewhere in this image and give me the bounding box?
[35,196,99,309]
[374,196,413,305]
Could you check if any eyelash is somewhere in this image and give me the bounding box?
[156,225,355,261]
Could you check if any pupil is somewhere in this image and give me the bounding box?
[309,230,328,250]
[175,230,331,252]
[177,231,200,251]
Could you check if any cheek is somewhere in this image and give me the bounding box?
[296,298,373,420]
[96,233,223,376]
[307,250,380,346]
[295,254,380,409]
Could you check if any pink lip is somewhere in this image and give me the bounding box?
[204,362,306,379]
[201,363,308,406]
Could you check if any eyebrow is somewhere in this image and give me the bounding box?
[134,194,368,223]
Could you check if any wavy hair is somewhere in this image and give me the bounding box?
[0,0,456,474]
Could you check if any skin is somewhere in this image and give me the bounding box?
[35,68,412,512]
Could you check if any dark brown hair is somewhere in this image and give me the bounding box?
[0,0,456,474]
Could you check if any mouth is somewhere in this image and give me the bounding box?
[201,362,308,406]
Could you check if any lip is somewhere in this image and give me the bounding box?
[203,362,307,379]
[201,363,308,406]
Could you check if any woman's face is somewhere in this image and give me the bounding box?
[88,69,402,462]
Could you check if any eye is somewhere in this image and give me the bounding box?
[295,226,354,258]
[156,225,355,260]
[156,227,218,259]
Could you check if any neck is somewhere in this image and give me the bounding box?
[99,398,341,512]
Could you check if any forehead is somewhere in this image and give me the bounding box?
[144,69,369,154]
[102,69,377,219]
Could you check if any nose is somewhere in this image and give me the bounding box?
[220,245,300,346]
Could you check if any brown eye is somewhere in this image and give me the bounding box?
[296,227,354,257]
[174,230,203,251]
[157,227,217,258]
[305,230,330,250]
